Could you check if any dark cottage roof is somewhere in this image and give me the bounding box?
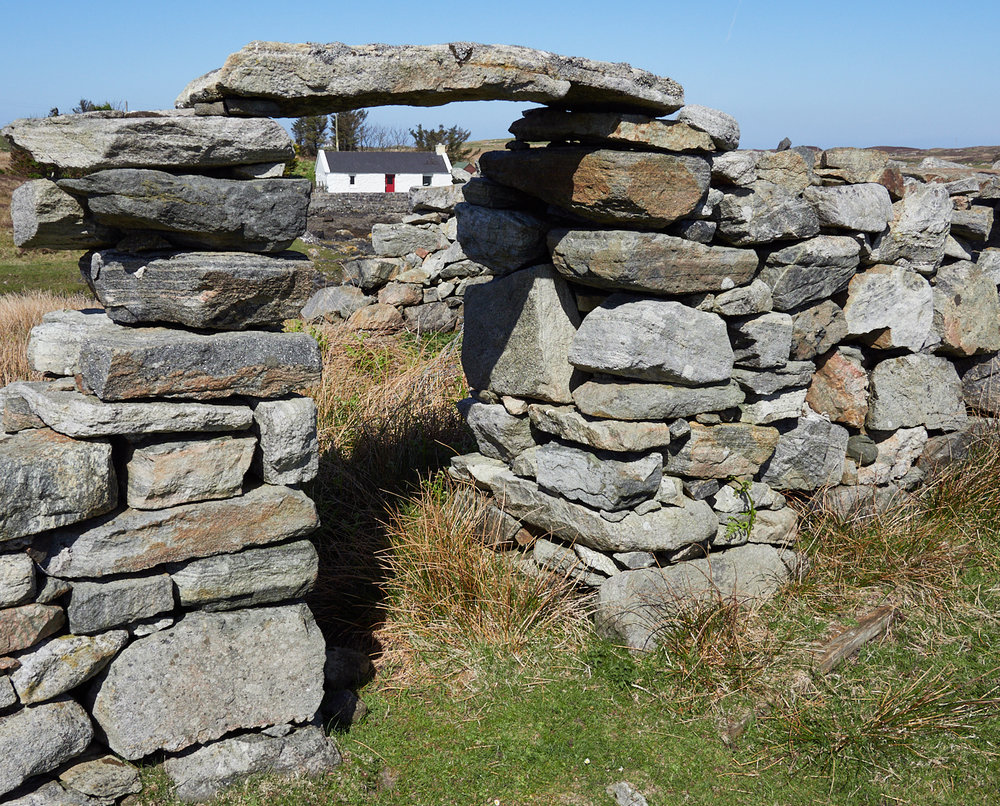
[321,150,449,174]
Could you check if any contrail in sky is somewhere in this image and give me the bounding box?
[725,0,745,42]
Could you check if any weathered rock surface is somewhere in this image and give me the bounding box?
[71,325,321,401]
[454,203,548,275]
[347,302,404,331]
[730,312,793,369]
[569,296,733,384]
[171,540,318,611]
[843,265,935,351]
[731,362,814,396]
[819,148,903,196]
[960,354,1000,414]
[548,229,758,295]
[58,755,141,800]
[676,104,740,150]
[535,443,661,511]
[666,423,779,479]
[716,182,820,245]
[951,206,993,242]
[932,261,1000,356]
[127,435,255,509]
[463,459,716,553]
[528,403,673,451]
[790,300,848,360]
[739,388,807,425]
[598,544,798,649]
[0,428,115,543]
[0,700,93,797]
[82,250,317,329]
[91,604,325,759]
[463,265,580,403]
[342,257,402,291]
[755,149,818,192]
[761,414,849,490]
[404,301,461,333]
[68,575,175,634]
[10,180,111,249]
[479,148,710,227]
[26,310,124,377]
[11,631,128,704]
[710,279,773,317]
[8,380,252,439]
[0,604,65,655]
[0,554,34,609]
[867,183,951,274]
[573,379,744,421]
[3,113,293,171]
[41,485,318,578]
[251,397,319,485]
[164,726,341,802]
[761,235,860,310]
[303,285,372,322]
[509,108,715,152]
[371,223,448,256]
[806,348,869,428]
[176,41,685,117]
[458,400,535,462]
[803,183,893,232]
[857,427,928,486]
[866,355,967,431]
[5,779,100,805]
[58,170,310,252]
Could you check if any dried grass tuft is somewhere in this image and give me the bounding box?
[0,290,92,387]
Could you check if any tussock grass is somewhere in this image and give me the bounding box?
[0,290,92,387]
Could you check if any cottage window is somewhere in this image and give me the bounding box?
[422,174,432,186]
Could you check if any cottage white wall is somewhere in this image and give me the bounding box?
[322,171,451,193]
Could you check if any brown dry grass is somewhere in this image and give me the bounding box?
[0,290,93,387]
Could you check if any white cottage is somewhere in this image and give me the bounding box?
[315,146,453,193]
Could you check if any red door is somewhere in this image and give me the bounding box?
[385,174,395,193]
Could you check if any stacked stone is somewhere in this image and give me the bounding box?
[447,110,1000,650]
[1,110,338,802]
[303,181,491,334]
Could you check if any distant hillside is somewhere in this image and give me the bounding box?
[869,144,1000,169]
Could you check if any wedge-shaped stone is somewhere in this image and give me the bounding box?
[40,485,318,578]
[843,265,934,351]
[932,261,1000,357]
[666,423,779,479]
[480,148,709,228]
[548,229,758,295]
[8,381,252,438]
[11,631,128,704]
[454,203,548,275]
[57,755,142,801]
[731,362,815,396]
[3,113,292,171]
[464,459,715,553]
[717,181,820,245]
[250,397,318,485]
[72,326,321,401]
[573,379,744,421]
[463,265,580,404]
[176,41,684,117]
[68,575,175,634]
[803,183,893,233]
[0,700,93,797]
[730,312,792,369]
[960,354,1000,415]
[867,355,967,432]
[761,414,849,491]
[171,541,318,611]
[791,300,847,361]
[82,250,318,329]
[950,206,993,242]
[761,235,860,311]
[10,179,112,249]
[0,554,34,608]
[457,400,535,462]
[0,428,115,543]
[806,348,869,428]
[58,170,310,253]
[570,295,733,384]
[867,183,950,274]
[535,443,661,511]
[509,109,714,152]
[91,604,325,760]
[677,105,740,150]
[597,544,798,650]
[127,435,255,509]
[0,604,65,655]
[739,388,807,425]
[528,403,672,451]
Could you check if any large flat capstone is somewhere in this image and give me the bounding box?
[82,250,318,330]
[58,170,310,253]
[175,41,684,117]
[0,428,115,543]
[2,112,293,171]
[91,604,326,760]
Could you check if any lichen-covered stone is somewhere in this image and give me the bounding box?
[572,379,744,421]
[866,355,967,432]
[250,396,319,485]
[666,423,779,479]
[528,403,673,452]
[11,631,128,704]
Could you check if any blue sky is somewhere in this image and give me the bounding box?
[3,0,998,150]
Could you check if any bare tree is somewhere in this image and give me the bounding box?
[361,124,412,150]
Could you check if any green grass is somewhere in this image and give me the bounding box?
[0,249,90,295]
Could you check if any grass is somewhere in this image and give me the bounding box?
[0,289,93,386]
[3,286,1000,804]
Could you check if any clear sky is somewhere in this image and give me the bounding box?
[3,0,998,150]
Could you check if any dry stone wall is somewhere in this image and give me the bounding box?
[3,37,1000,801]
